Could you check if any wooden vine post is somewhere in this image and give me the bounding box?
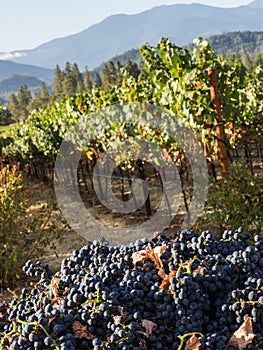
[207,67,229,178]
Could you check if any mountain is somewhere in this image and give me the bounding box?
[0,75,45,94]
[5,0,263,70]
[187,31,263,57]
[0,60,53,82]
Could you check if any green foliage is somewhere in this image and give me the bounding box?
[193,31,263,67]
[194,163,263,237]
[0,163,65,289]
[3,36,263,168]
[2,37,262,243]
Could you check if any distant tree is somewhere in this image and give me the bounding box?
[8,93,20,122]
[28,83,50,111]
[224,52,239,67]
[40,82,49,99]
[94,73,102,87]
[60,62,83,96]
[72,62,84,92]
[0,106,13,125]
[17,85,32,120]
[125,60,141,79]
[83,66,94,90]
[53,65,63,97]
[241,49,253,72]
[0,106,7,125]
[252,52,263,68]
[62,62,75,96]
[102,61,119,90]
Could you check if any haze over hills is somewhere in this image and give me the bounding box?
[0,60,53,82]
[1,0,263,100]
[0,75,45,94]
[2,0,263,70]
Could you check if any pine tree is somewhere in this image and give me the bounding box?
[62,62,74,96]
[40,82,49,98]
[53,64,63,97]
[125,60,141,79]
[83,66,94,90]
[241,49,253,72]
[102,61,119,90]
[94,73,102,87]
[71,63,84,93]
[8,93,20,122]
[17,85,32,120]
[28,83,50,111]
[252,52,263,68]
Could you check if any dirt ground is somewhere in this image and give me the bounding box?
[0,178,185,304]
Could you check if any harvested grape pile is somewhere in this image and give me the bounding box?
[1,229,263,350]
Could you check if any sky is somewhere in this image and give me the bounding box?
[0,0,253,52]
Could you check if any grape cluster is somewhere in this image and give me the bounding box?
[22,260,53,280]
[1,229,263,349]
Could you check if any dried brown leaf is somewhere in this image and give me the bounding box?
[142,319,157,336]
[157,268,167,280]
[116,305,127,318]
[227,317,255,350]
[51,274,61,303]
[113,315,122,325]
[132,250,150,265]
[193,266,206,275]
[185,334,202,350]
[48,316,57,326]
[159,270,177,289]
[139,339,147,348]
[72,320,93,339]
[148,245,167,270]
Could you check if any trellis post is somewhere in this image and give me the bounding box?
[207,67,229,178]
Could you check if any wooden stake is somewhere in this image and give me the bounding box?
[207,67,229,178]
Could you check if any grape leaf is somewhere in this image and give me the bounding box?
[131,250,150,265]
[193,266,206,275]
[227,317,255,350]
[51,273,61,303]
[72,320,93,339]
[159,270,177,289]
[139,339,147,348]
[132,245,167,272]
[113,315,122,325]
[148,245,167,271]
[185,334,202,350]
[116,305,127,318]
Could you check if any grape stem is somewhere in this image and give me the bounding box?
[177,332,204,350]
[15,319,60,350]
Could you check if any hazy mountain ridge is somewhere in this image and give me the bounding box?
[4,0,263,70]
[1,0,263,99]
[205,31,263,56]
[0,75,45,94]
[0,60,53,82]
[1,30,263,99]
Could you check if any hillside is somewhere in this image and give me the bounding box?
[0,60,53,82]
[0,75,45,94]
[92,31,263,76]
[1,30,263,100]
[6,0,263,70]
[205,31,263,57]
